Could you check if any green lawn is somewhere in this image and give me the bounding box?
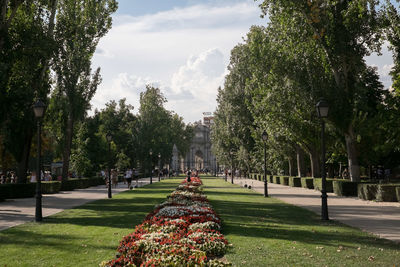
[0,177,399,267]
[204,177,400,267]
[0,180,182,267]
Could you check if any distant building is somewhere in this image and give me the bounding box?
[171,113,217,172]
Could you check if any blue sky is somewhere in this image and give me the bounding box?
[91,0,394,123]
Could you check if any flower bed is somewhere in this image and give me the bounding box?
[102,176,231,266]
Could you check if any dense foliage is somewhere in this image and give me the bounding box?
[212,1,400,180]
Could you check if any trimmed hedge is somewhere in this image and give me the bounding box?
[41,181,62,194]
[301,177,314,189]
[0,183,36,200]
[333,180,358,197]
[273,176,280,184]
[289,177,301,187]
[357,183,378,200]
[313,178,334,192]
[397,187,400,202]
[281,176,289,186]
[60,177,104,191]
[269,175,273,183]
[376,184,399,202]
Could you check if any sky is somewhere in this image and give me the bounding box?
[91,0,394,123]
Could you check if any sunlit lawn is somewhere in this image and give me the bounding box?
[0,176,399,267]
[204,177,400,267]
[0,179,182,267]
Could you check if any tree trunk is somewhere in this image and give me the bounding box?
[16,128,33,183]
[345,125,360,182]
[327,164,334,178]
[296,146,306,177]
[62,113,74,182]
[309,149,321,178]
[288,156,296,176]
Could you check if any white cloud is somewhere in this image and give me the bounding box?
[91,73,157,112]
[91,1,265,122]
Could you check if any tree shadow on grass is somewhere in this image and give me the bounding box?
[210,197,398,249]
[205,187,399,251]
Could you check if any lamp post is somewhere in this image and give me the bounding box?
[33,99,46,222]
[316,99,329,221]
[149,149,153,184]
[230,150,234,184]
[158,153,161,182]
[106,132,112,199]
[262,130,269,197]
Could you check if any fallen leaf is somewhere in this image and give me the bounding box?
[368,256,375,261]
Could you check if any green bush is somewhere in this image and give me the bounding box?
[357,183,378,200]
[269,175,274,183]
[301,177,314,189]
[281,176,289,186]
[273,176,280,184]
[0,183,36,199]
[313,178,333,192]
[333,180,358,197]
[41,181,62,194]
[396,187,400,203]
[376,184,399,202]
[89,176,105,186]
[289,177,301,187]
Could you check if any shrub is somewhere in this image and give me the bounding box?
[376,184,399,202]
[269,175,274,183]
[396,187,400,203]
[281,176,289,186]
[41,181,62,194]
[333,180,358,197]
[313,178,333,192]
[289,177,301,187]
[301,177,314,189]
[0,183,36,199]
[357,183,378,200]
[273,176,280,184]
[89,176,105,186]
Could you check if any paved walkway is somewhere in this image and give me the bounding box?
[231,177,400,243]
[0,178,155,231]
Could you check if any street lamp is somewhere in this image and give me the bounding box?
[158,153,161,182]
[106,132,112,199]
[262,130,269,197]
[33,99,46,222]
[229,150,234,184]
[316,99,329,220]
[149,149,153,184]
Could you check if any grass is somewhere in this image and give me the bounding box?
[203,177,400,267]
[0,180,182,267]
[0,176,399,267]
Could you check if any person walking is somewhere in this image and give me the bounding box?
[125,168,132,189]
[111,169,118,188]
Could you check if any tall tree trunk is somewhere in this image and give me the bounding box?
[345,124,360,182]
[309,149,320,178]
[327,164,334,178]
[296,146,306,177]
[62,113,74,182]
[288,156,296,176]
[16,128,32,183]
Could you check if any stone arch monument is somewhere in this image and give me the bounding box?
[171,121,217,172]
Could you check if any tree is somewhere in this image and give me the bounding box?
[0,1,57,183]
[258,0,386,181]
[53,0,117,182]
